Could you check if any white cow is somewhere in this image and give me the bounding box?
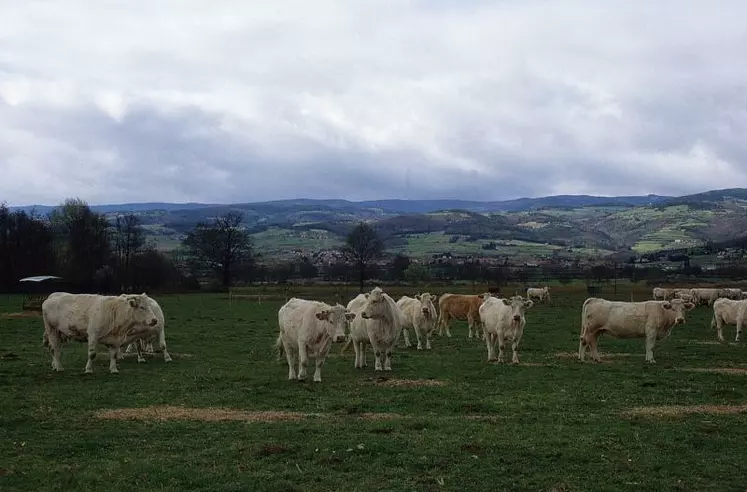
[479,295,534,364]
[526,286,551,303]
[42,292,161,373]
[121,294,172,363]
[720,288,744,300]
[690,288,721,307]
[711,298,747,343]
[275,298,354,382]
[342,292,370,368]
[652,287,674,301]
[397,293,437,350]
[578,298,696,364]
[357,287,405,371]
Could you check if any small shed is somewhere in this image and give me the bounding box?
[18,276,65,312]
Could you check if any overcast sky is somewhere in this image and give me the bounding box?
[1,0,746,206]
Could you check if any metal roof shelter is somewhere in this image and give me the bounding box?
[18,275,65,311]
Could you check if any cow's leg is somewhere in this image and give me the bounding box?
[736,318,743,343]
[511,329,524,364]
[467,314,475,339]
[125,342,135,354]
[712,315,725,343]
[359,342,368,367]
[588,332,603,363]
[486,331,496,362]
[108,346,120,374]
[425,328,433,350]
[372,342,384,371]
[85,338,98,374]
[283,340,297,380]
[353,340,361,368]
[644,329,657,364]
[157,329,173,362]
[402,328,412,348]
[496,331,505,363]
[46,329,64,371]
[132,339,147,363]
[578,333,588,361]
[314,342,332,382]
[414,326,424,350]
[297,341,309,380]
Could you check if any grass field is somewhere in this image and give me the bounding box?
[3,285,747,491]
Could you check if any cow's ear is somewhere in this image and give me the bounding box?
[345,312,356,321]
[662,302,672,310]
[364,294,370,299]
[128,298,137,308]
[415,294,421,301]
[315,310,329,321]
[524,299,534,309]
[685,302,696,310]
[502,298,510,306]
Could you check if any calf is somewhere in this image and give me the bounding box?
[437,293,491,339]
[276,298,354,382]
[479,295,534,364]
[578,298,695,364]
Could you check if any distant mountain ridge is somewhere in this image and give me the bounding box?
[9,193,672,215]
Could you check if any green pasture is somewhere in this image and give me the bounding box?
[2,285,747,491]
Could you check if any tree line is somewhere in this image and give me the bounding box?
[2,197,743,294]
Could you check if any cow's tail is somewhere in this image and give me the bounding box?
[42,330,49,348]
[274,334,284,361]
[578,298,594,360]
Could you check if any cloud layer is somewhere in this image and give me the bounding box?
[1,0,746,205]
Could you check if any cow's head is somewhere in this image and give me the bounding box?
[416,293,435,318]
[662,298,696,324]
[315,304,356,342]
[501,295,534,323]
[125,294,159,327]
[360,287,387,320]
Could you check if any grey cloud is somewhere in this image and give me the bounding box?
[1,0,747,205]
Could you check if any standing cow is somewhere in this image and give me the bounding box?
[42,292,161,373]
[526,286,551,304]
[437,293,491,339]
[397,293,437,350]
[711,298,747,343]
[479,295,534,364]
[652,287,674,301]
[690,288,721,307]
[276,298,354,382]
[355,287,404,371]
[578,297,695,364]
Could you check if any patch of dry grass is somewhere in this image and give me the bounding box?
[622,404,747,418]
[2,311,42,318]
[678,367,747,375]
[94,406,315,423]
[364,377,447,388]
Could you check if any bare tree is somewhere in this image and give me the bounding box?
[112,213,145,291]
[342,222,383,292]
[183,211,253,288]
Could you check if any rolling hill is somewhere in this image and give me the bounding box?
[8,189,747,260]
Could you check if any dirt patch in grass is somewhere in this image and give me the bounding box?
[357,412,405,420]
[622,404,747,418]
[679,367,747,375]
[2,311,42,318]
[367,377,446,388]
[94,406,314,423]
[555,351,638,358]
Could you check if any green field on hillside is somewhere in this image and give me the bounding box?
[3,286,747,490]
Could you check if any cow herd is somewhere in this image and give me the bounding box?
[34,284,746,380]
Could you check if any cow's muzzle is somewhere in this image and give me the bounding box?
[361,312,370,319]
[149,318,158,326]
[675,317,684,325]
[513,315,521,321]
[333,335,346,343]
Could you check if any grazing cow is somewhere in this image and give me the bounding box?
[357,287,405,371]
[652,287,674,301]
[690,288,721,307]
[397,293,437,350]
[121,294,172,364]
[720,288,744,300]
[479,295,534,364]
[578,297,695,364]
[673,290,694,303]
[275,298,355,382]
[437,293,491,339]
[711,298,747,343]
[526,286,551,303]
[42,292,160,373]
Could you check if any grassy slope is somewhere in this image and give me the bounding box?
[3,286,747,491]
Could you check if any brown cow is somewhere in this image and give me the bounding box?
[437,293,491,339]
